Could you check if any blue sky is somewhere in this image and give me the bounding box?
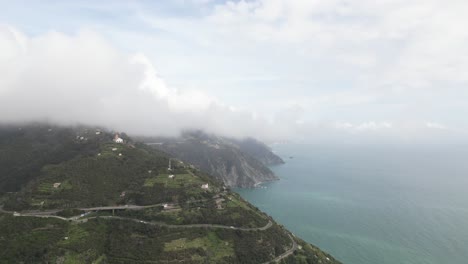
[1,0,467,142]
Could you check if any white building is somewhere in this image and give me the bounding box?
[201,183,209,189]
[168,175,175,179]
[113,134,124,143]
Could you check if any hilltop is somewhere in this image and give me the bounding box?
[141,131,284,188]
[0,123,340,264]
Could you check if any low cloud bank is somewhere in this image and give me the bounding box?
[0,25,275,139]
[1,25,465,144]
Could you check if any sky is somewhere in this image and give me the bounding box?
[1,0,467,143]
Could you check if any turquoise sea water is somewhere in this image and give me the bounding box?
[236,144,468,264]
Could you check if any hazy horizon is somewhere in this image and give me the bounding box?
[239,142,468,264]
[1,1,468,144]
[2,3,468,263]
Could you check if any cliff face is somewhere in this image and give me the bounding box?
[233,137,284,166]
[146,131,282,188]
[0,124,341,264]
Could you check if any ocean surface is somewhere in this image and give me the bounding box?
[236,144,468,264]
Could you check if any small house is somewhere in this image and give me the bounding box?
[201,183,209,190]
[113,134,123,143]
[53,183,61,188]
[168,175,175,179]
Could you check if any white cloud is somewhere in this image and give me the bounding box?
[139,0,468,93]
[334,121,393,132]
[1,1,468,143]
[426,122,448,130]
[0,25,273,138]
[131,53,217,112]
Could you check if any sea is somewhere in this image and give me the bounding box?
[236,143,468,264]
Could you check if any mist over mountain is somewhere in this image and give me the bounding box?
[229,137,285,166]
[0,25,278,141]
[0,122,341,264]
[3,1,468,264]
[142,131,283,188]
[2,23,467,144]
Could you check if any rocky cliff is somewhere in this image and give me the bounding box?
[233,137,284,166]
[0,123,341,264]
[145,131,282,188]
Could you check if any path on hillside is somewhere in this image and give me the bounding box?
[0,204,271,231]
[262,233,298,263]
[1,203,296,263]
[0,199,207,215]
[80,199,208,211]
[79,203,164,211]
[78,215,273,231]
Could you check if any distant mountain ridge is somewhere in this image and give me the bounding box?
[144,131,284,188]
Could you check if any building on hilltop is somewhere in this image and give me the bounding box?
[113,134,123,143]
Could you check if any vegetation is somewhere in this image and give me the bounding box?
[3,138,215,210]
[56,209,85,218]
[0,124,341,264]
[0,124,104,193]
[144,131,280,188]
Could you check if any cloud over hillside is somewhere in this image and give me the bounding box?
[1,0,468,143]
[0,25,274,139]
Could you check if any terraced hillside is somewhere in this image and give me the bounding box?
[0,124,341,264]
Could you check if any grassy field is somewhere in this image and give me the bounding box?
[164,231,234,261]
[144,173,205,188]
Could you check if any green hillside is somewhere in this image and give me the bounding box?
[0,124,341,264]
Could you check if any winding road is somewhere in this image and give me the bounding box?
[79,203,164,211]
[1,204,296,263]
[84,215,273,231]
[262,233,298,264]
